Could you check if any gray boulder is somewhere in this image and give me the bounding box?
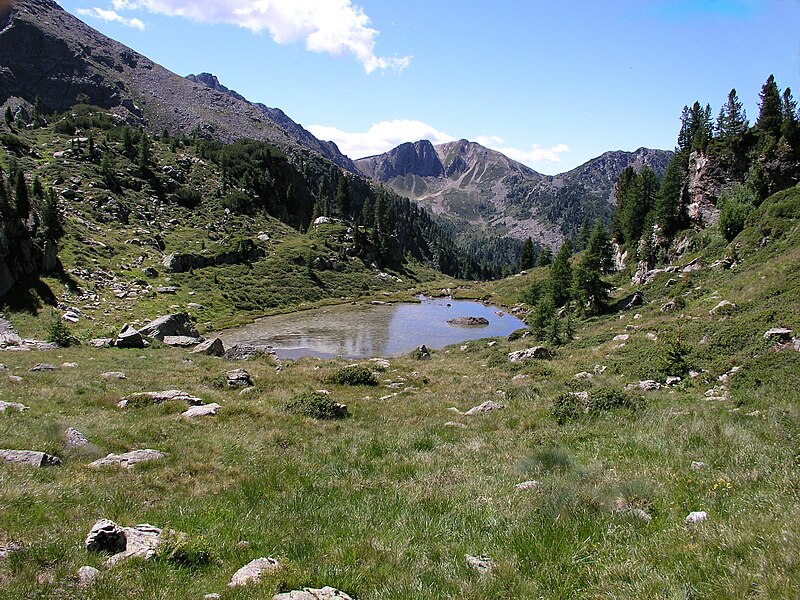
[273,587,353,600]
[224,344,275,361]
[465,554,495,574]
[88,449,165,468]
[64,427,90,449]
[229,557,282,587]
[226,368,252,388]
[139,313,200,341]
[162,335,204,348]
[764,327,792,343]
[0,449,61,467]
[508,346,552,362]
[85,519,127,554]
[118,389,203,408]
[77,566,101,587]
[113,324,146,349]
[192,338,225,356]
[464,401,505,416]
[182,403,221,418]
[0,400,28,412]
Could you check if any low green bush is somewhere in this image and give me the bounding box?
[326,365,378,386]
[285,391,348,420]
[552,387,643,424]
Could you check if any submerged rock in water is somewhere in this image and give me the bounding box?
[447,316,489,326]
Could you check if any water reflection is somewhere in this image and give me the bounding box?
[218,296,527,359]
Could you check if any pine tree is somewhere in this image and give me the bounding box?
[781,87,798,145]
[335,175,350,219]
[3,106,12,127]
[0,168,9,217]
[550,239,573,307]
[520,237,534,270]
[572,223,612,316]
[537,246,553,266]
[715,88,748,141]
[40,188,63,240]
[576,216,591,250]
[612,166,636,243]
[14,170,30,219]
[654,154,686,237]
[756,74,783,140]
[138,131,151,171]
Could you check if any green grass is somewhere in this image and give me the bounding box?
[1,119,799,597]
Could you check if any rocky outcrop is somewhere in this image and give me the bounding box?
[161,242,263,273]
[118,389,203,408]
[139,313,200,341]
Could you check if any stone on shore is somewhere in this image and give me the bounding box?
[139,313,200,341]
[192,338,225,356]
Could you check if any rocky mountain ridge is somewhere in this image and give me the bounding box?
[0,0,355,170]
[357,140,671,246]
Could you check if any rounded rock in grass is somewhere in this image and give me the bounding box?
[465,554,495,574]
[77,565,100,587]
[273,586,353,599]
[228,557,282,588]
[85,519,127,554]
[685,511,708,525]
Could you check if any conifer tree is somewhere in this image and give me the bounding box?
[572,223,613,316]
[520,237,534,270]
[612,166,636,243]
[715,88,748,142]
[576,216,591,250]
[40,188,63,240]
[0,168,9,217]
[757,74,783,140]
[550,239,573,307]
[138,131,151,171]
[537,246,553,266]
[335,175,350,219]
[654,154,686,237]
[781,87,798,145]
[3,106,12,127]
[14,170,30,219]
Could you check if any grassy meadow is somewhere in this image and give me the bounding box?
[2,187,799,598]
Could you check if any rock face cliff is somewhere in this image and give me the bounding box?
[0,0,355,171]
[357,140,671,246]
[0,217,59,298]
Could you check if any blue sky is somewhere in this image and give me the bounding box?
[56,0,800,174]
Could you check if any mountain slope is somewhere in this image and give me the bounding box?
[357,140,671,246]
[0,0,355,170]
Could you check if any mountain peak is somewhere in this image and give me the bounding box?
[0,0,356,170]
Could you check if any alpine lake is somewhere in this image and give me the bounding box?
[218,295,527,359]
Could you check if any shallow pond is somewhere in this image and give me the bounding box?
[218,296,527,359]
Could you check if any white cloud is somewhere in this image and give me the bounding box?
[103,0,410,73]
[308,119,456,159]
[476,135,570,165]
[77,7,145,29]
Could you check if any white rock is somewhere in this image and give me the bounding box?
[465,554,495,574]
[613,334,630,342]
[685,511,708,524]
[514,480,540,491]
[229,557,281,587]
[182,403,221,418]
[464,401,505,416]
[77,566,101,587]
[273,587,353,600]
[88,449,165,468]
[690,461,707,470]
[0,400,28,412]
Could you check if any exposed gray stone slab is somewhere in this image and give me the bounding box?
[88,449,165,468]
[118,390,203,408]
[229,557,282,587]
[182,403,221,418]
[273,587,353,600]
[0,449,61,467]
